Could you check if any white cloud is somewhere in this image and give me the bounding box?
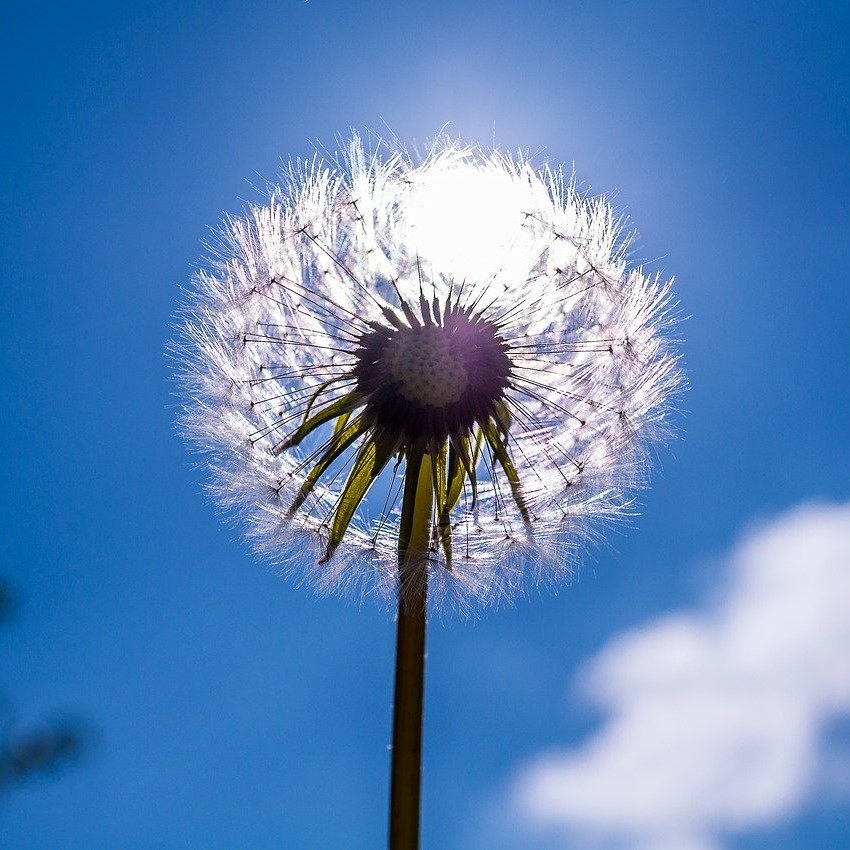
[511,502,850,849]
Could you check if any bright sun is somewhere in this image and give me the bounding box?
[407,159,534,282]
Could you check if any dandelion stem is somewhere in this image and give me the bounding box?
[389,448,432,850]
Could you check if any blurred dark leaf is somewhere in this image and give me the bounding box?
[0,716,92,790]
[0,580,95,793]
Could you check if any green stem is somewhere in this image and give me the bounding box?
[389,449,432,850]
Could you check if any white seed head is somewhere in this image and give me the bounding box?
[174,132,683,613]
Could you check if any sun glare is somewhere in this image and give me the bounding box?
[407,161,533,281]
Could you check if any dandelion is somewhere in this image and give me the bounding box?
[175,132,680,849]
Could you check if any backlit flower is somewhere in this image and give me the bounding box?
[176,134,680,611]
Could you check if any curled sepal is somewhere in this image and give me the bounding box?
[319,432,399,563]
[287,414,371,516]
[492,398,513,435]
[484,419,531,526]
[446,428,484,513]
[429,442,454,570]
[332,410,352,438]
[272,391,363,455]
[397,448,434,572]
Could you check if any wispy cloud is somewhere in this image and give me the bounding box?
[511,502,850,850]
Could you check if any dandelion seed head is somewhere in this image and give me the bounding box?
[175,132,682,612]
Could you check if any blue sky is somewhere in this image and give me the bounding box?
[1,1,849,848]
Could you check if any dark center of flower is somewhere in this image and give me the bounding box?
[353,301,513,443]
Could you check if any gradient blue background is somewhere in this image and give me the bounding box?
[2,1,848,847]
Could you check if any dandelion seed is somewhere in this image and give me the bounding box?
[174,132,682,849]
